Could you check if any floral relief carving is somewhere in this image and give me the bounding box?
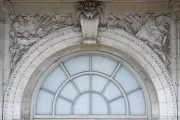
[9,14,73,69]
[107,13,172,67]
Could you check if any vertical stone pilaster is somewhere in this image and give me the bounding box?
[170,0,180,119]
[0,1,11,120]
[177,20,180,120]
[0,22,5,120]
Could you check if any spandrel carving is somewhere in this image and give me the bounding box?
[9,12,172,70]
[107,13,153,35]
[137,15,171,66]
[9,14,73,69]
[107,13,172,67]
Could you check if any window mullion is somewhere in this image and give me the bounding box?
[40,87,56,95]
[101,80,110,94]
[127,87,142,95]
[35,54,147,118]
[111,63,122,78]
[60,62,71,78]
[90,55,92,115]
[58,95,73,103]
[108,95,124,103]
[72,80,81,94]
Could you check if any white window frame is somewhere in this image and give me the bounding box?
[31,51,150,120]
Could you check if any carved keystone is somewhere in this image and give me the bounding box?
[75,0,105,44]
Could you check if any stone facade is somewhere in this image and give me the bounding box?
[0,0,180,120]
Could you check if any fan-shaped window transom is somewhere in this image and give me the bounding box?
[35,54,147,119]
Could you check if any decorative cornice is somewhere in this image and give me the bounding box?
[9,0,170,3]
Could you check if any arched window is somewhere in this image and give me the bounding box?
[34,54,147,119]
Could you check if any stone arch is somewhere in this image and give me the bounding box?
[3,26,177,120]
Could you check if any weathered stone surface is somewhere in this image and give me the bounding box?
[9,14,72,69]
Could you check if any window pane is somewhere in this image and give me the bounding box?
[73,93,89,114]
[64,56,89,75]
[36,90,54,114]
[92,56,118,76]
[110,98,126,115]
[60,82,79,100]
[42,67,67,92]
[128,90,146,115]
[36,54,147,117]
[92,75,108,93]
[56,97,72,115]
[103,82,122,100]
[92,93,108,114]
[114,66,140,93]
[73,75,90,92]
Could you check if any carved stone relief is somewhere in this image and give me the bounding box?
[4,27,177,120]
[9,12,172,70]
[75,0,105,44]
[9,14,73,69]
[107,13,153,35]
[107,13,172,66]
